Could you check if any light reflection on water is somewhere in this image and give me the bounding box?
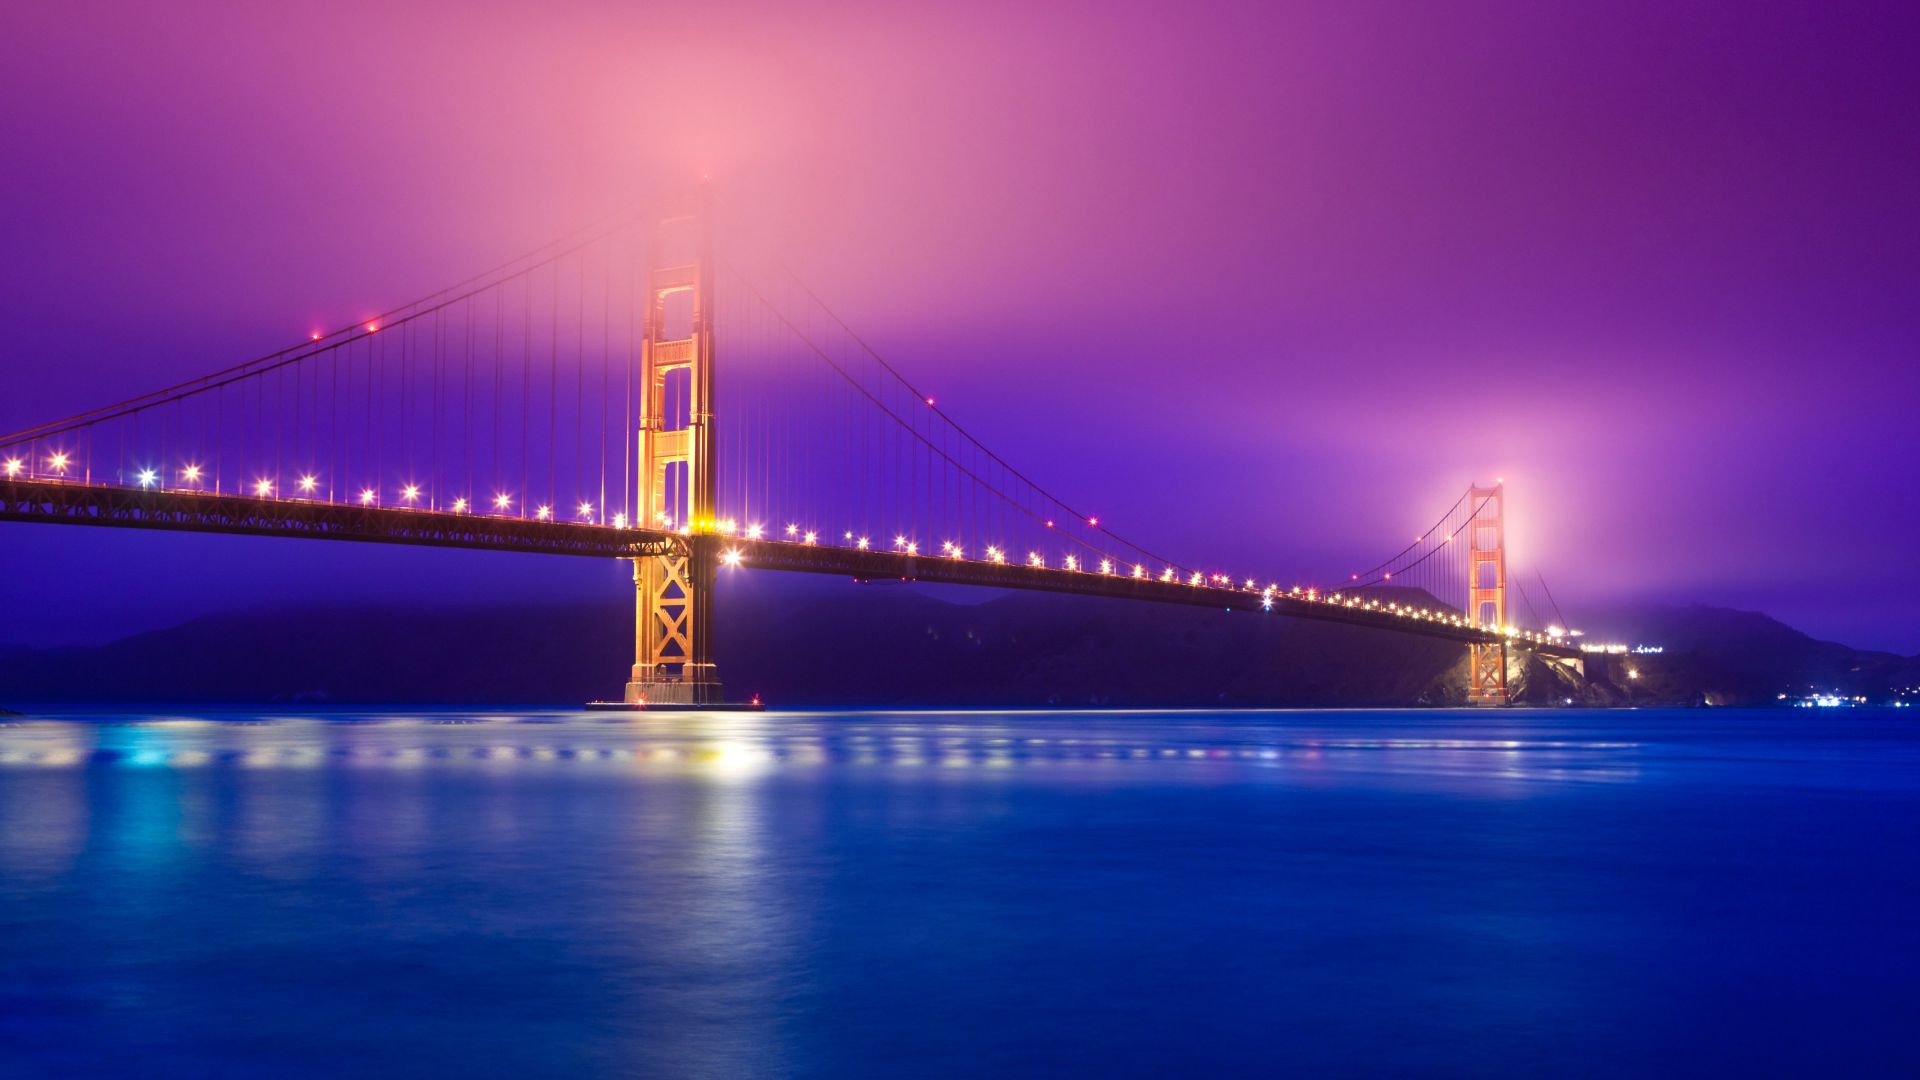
[0,710,1652,782]
[1,707,1917,1076]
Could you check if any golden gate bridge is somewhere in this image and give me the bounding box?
[0,194,1583,706]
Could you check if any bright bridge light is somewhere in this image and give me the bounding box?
[746,523,764,539]
[494,493,512,510]
[1064,555,1079,571]
[613,512,627,528]
[136,468,157,488]
[1028,552,1043,567]
[1161,568,1175,582]
[905,540,918,555]
[1099,559,1113,575]
[535,504,552,520]
[721,548,743,568]
[3,458,21,477]
[856,536,870,550]
[785,524,798,537]
[1131,564,1145,579]
[182,464,202,483]
[950,544,964,559]
[401,484,420,503]
[578,500,594,521]
[359,488,376,505]
[452,497,469,512]
[803,530,818,545]
[254,479,274,496]
[986,545,1004,564]
[299,474,317,493]
[49,452,70,473]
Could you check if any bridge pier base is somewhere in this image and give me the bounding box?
[618,539,726,707]
[1467,641,1511,705]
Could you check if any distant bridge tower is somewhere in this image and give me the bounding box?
[625,196,723,706]
[1466,481,1510,705]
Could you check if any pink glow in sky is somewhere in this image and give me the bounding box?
[3,0,1917,648]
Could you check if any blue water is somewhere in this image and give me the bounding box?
[1,708,1915,1076]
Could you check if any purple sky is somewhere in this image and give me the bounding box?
[3,0,1917,651]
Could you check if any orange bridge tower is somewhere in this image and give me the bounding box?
[624,198,723,706]
[1466,481,1510,705]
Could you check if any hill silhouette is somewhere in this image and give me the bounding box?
[0,579,1911,708]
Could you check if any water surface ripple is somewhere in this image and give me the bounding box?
[1,708,1914,1076]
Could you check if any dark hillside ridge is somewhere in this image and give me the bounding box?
[1,585,1910,707]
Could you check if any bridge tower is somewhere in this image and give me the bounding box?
[1466,482,1510,705]
[624,197,724,706]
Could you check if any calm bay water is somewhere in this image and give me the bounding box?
[1,707,1915,1076]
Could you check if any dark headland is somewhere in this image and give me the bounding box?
[1,582,1910,709]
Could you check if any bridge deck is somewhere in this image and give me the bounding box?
[1,479,1574,656]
